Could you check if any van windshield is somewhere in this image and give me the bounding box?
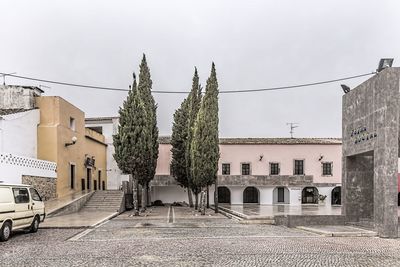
[29,188,42,201]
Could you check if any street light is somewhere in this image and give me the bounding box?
[377,58,394,72]
[341,84,351,94]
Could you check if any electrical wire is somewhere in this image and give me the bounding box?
[0,72,375,94]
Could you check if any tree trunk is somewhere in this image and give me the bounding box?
[194,193,199,210]
[187,188,194,207]
[133,178,139,216]
[198,190,204,212]
[214,180,219,213]
[141,184,147,212]
[147,183,151,207]
[200,190,206,215]
[206,186,210,208]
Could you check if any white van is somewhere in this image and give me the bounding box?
[0,184,45,242]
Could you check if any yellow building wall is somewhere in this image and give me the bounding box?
[84,128,108,191]
[36,96,107,198]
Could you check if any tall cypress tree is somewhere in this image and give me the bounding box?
[170,68,202,207]
[186,68,202,208]
[191,63,219,212]
[137,54,159,209]
[113,74,150,215]
[171,97,191,203]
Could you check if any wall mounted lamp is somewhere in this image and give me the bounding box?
[65,136,78,147]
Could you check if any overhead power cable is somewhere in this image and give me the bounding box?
[0,72,375,94]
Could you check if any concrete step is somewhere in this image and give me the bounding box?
[82,190,124,212]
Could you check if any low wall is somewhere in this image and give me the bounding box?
[48,191,94,217]
[274,215,345,227]
[22,175,57,200]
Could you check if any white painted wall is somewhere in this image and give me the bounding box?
[0,153,57,184]
[0,109,40,158]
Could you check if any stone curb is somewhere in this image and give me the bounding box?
[296,226,378,237]
[40,211,120,229]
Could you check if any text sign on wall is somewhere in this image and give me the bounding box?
[350,127,377,144]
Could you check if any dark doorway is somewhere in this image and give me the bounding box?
[217,187,231,204]
[94,180,97,190]
[277,187,285,203]
[98,170,101,190]
[398,192,400,206]
[102,181,106,190]
[302,187,319,204]
[331,186,341,205]
[81,179,85,191]
[243,187,259,204]
[86,168,91,190]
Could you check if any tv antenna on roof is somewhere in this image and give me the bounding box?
[1,72,16,85]
[287,122,299,138]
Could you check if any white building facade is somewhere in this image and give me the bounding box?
[0,86,57,200]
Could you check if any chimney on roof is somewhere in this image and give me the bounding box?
[0,85,43,110]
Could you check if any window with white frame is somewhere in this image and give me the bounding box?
[222,163,231,175]
[241,163,251,175]
[322,162,333,176]
[269,162,280,175]
[294,160,304,175]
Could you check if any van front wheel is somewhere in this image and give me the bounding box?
[0,222,12,242]
[30,216,40,233]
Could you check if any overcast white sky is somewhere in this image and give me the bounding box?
[1,0,399,137]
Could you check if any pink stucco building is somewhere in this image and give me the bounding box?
[152,137,342,206]
[85,117,342,207]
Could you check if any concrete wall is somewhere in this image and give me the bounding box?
[342,67,400,238]
[0,109,40,158]
[0,85,42,110]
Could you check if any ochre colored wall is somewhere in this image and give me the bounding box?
[84,128,108,191]
[37,96,107,198]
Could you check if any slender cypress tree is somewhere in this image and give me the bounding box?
[171,97,191,201]
[113,74,150,215]
[186,68,202,208]
[137,54,159,209]
[191,63,219,212]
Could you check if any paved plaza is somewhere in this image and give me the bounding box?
[221,204,342,217]
[1,206,400,266]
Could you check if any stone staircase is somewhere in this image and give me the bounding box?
[82,190,125,213]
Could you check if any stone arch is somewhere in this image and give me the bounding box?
[273,186,290,204]
[331,186,342,205]
[243,186,259,204]
[217,186,231,204]
[301,187,319,204]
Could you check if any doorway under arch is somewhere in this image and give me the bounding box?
[243,186,259,204]
[273,186,290,204]
[302,187,319,204]
[217,186,231,204]
[331,186,341,205]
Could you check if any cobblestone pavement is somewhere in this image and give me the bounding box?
[1,206,400,266]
